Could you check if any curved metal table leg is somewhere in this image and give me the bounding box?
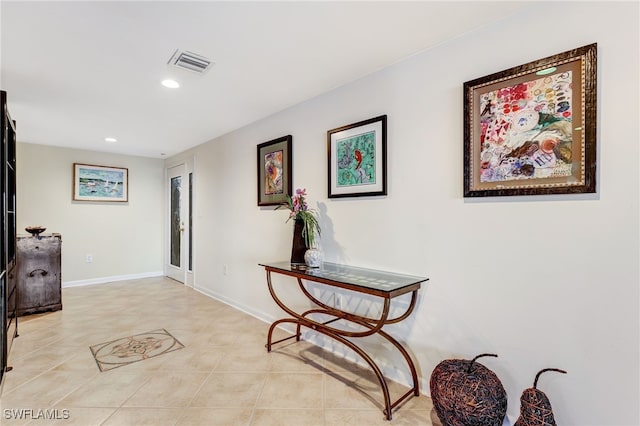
[267,316,394,420]
[263,267,424,420]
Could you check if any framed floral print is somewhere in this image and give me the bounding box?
[257,135,292,206]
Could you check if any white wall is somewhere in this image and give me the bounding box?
[168,2,639,425]
[17,143,165,284]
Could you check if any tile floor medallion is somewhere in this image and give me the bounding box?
[89,328,184,372]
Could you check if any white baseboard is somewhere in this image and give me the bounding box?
[193,285,280,325]
[63,271,164,288]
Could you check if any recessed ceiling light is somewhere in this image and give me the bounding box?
[104,137,117,143]
[162,79,180,89]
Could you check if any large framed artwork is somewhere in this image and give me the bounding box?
[463,43,597,197]
[73,163,128,202]
[257,135,292,206]
[327,115,387,198]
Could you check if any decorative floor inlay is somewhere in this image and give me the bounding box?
[90,328,184,372]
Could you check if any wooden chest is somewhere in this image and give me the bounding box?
[16,233,62,316]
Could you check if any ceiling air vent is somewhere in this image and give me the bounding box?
[167,49,213,74]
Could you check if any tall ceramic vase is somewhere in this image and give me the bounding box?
[291,218,307,265]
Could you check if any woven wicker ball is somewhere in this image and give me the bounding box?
[429,353,507,426]
[514,368,567,426]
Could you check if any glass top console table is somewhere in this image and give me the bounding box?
[259,261,429,420]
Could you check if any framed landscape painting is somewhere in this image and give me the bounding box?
[327,115,387,198]
[257,135,292,206]
[73,163,128,202]
[463,43,597,197]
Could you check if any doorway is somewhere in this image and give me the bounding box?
[166,162,193,286]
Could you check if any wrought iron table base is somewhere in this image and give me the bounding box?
[264,268,423,421]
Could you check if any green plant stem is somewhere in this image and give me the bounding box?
[299,211,321,248]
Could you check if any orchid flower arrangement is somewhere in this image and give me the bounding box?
[286,188,321,248]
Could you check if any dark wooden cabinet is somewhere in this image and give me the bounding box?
[16,234,62,316]
[1,90,18,386]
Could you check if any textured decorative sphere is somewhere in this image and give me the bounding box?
[429,353,507,426]
[304,248,322,268]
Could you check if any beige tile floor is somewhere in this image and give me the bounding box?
[0,277,441,425]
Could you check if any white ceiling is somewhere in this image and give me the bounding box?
[1,1,531,158]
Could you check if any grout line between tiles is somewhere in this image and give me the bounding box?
[3,277,437,425]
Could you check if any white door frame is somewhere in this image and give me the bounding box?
[164,160,194,287]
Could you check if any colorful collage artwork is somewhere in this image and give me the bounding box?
[264,150,284,195]
[336,131,376,187]
[479,71,575,183]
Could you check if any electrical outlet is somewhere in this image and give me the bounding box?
[85,254,93,263]
[223,264,228,275]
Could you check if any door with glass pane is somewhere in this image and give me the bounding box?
[166,164,187,283]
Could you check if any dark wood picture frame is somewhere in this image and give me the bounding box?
[327,115,387,198]
[463,43,597,197]
[257,135,292,206]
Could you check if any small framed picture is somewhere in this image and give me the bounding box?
[327,115,387,198]
[463,44,597,197]
[257,135,292,206]
[73,163,128,202]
